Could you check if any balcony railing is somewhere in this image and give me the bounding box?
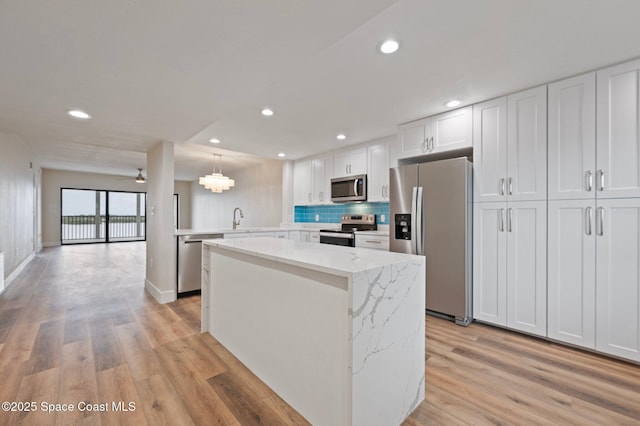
[61,215,146,243]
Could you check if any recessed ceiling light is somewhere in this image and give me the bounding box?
[278,153,286,158]
[379,39,400,54]
[445,100,462,108]
[209,138,221,144]
[336,134,346,140]
[261,108,274,116]
[68,110,91,119]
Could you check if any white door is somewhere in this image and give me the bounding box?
[473,202,507,326]
[507,86,547,201]
[505,200,547,336]
[367,143,390,202]
[293,160,312,205]
[397,117,431,158]
[597,59,640,199]
[548,73,596,200]
[595,198,640,361]
[431,106,473,154]
[547,200,596,348]
[473,97,507,202]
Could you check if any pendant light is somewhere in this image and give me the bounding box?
[199,154,235,193]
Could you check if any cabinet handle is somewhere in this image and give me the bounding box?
[346,165,349,175]
[308,192,312,203]
[598,169,605,191]
[365,240,382,244]
[586,170,593,192]
[422,139,428,152]
[319,191,323,201]
[499,178,505,196]
[385,185,389,198]
[597,207,604,236]
[429,137,434,152]
[499,208,504,232]
[585,207,592,235]
[507,208,513,232]
[508,177,513,195]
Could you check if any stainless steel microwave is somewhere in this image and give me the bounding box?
[331,174,367,202]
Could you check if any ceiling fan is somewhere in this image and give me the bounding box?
[135,168,146,183]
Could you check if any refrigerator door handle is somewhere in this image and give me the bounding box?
[416,187,424,255]
[411,187,418,255]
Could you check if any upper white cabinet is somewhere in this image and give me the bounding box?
[473,98,508,202]
[333,147,367,177]
[473,87,547,202]
[293,155,332,205]
[397,106,472,159]
[293,160,312,205]
[367,143,390,202]
[312,155,332,204]
[597,59,640,199]
[507,86,547,201]
[548,73,597,200]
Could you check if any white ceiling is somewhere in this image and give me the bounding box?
[2,0,640,181]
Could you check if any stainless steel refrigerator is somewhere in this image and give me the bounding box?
[389,157,473,325]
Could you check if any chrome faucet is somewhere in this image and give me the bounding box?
[232,207,244,230]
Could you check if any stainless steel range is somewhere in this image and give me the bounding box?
[319,214,377,247]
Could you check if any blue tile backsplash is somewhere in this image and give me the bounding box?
[294,202,389,224]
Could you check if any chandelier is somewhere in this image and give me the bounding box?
[199,154,235,193]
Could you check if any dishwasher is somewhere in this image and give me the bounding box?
[177,233,223,297]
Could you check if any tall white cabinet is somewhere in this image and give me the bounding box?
[547,60,640,362]
[473,86,548,337]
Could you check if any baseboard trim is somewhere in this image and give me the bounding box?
[42,241,60,248]
[145,278,176,304]
[3,252,36,293]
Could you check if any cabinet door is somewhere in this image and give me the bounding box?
[548,73,596,200]
[597,59,640,199]
[349,148,367,175]
[367,143,390,202]
[397,117,430,158]
[505,201,547,336]
[333,151,351,177]
[547,200,596,348]
[312,156,332,204]
[507,86,547,201]
[473,98,508,202]
[293,160,312,205]
[595,198,640,362]
[473,202,507,326]
[431,106,473,153]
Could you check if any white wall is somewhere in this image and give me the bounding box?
[0,131,40,287]
[144,141,176,303]
[192,160,283,229]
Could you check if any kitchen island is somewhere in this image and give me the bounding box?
[201,237,425,426]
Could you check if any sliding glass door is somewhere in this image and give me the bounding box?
[61,188,146,244]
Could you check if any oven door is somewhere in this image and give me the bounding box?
[319,231,355,247]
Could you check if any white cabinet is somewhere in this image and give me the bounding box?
[506,87,547,201]
[355,234,389,251]
[473,98,508,202]
[299,230,320,243]
[505,201,547,336]
[273,231,289,239]
[367,143,390,202]
[595,198,640,362]
[548,200,596,349]
[473,87,547,202]
[294,156,332,205]
[397,107,472,159]
[333,147,367,177]
[548,73,596,200]
[312,155,332,204]
[293,160,312,205]
[473,201,546,336]
[473,203,507,325]
[287,230,301,241]
[596,59,640,199]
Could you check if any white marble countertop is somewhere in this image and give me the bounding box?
[175,227,288,236]
[203,237,422,277]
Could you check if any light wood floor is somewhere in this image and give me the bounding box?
[0,243,638,425]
